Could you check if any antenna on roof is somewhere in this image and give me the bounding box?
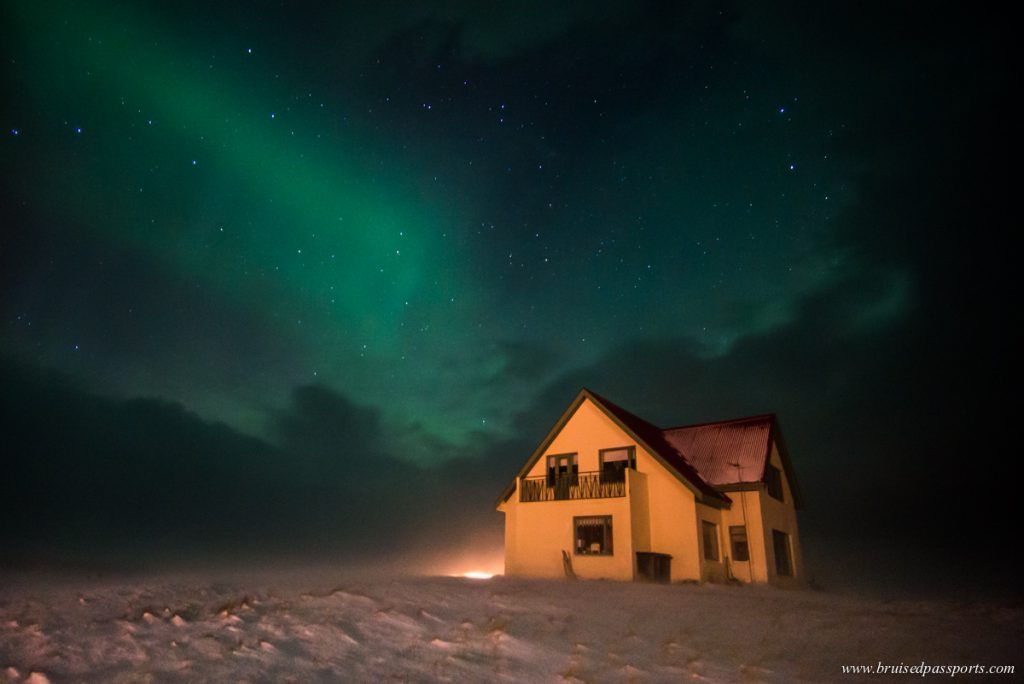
[729,460,752,582]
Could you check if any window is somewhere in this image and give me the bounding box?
[599,446,636,483]
[729,525,750,562]
[546,453,578,486]
[701,520,719,561]
[574,516,613,555]
[765,464,784,502]
[772,529,793,576]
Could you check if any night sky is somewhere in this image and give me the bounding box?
[1,2,1016,594]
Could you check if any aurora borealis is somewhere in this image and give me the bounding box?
[1,2,1016,593]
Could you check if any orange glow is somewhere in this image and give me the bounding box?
[462,571,494,579]
[422,538,504,578]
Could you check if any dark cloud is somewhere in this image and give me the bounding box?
[0,361,511,570]
[0,358,281,564]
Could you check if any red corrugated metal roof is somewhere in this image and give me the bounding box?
[662,415,775,485]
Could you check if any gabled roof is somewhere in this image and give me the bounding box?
[497,388,802,509]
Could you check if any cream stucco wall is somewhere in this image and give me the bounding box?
[721,489,769,583]
[523,398,639,477]
[696,503,727,583]
[503,494,634,580]
[502,398,706,582]
[709,444,803,586]
[635,445,701,581]
[759,442,804,585]
[503,398,642,580]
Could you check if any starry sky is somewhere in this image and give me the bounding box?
[1,2,1016,594]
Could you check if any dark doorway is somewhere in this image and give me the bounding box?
[547,454,578,500]
[636,552,672,583]
[772,529,793,577]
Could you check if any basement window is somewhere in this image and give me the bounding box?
[701,520,720,562]
[730,525,750,562]
[574,516,613,555]
[765,465,784,502]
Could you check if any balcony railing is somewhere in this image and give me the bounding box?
[519,470,626,502]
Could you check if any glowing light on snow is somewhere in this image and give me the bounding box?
[429,541,504,578]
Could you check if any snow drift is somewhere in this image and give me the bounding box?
[1,572,1020,682]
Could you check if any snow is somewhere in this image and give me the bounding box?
[0,570,1019,682]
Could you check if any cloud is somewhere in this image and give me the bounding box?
[0,358,280,560]
[0,359,514,570]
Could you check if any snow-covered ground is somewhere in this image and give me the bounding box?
[1,570,1020,682]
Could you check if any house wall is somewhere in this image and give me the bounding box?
[713,443,803,586]
[721,489,769,583]
[523,398,639,477]
[635,446,701,582]
[505,398,641,580]
[628,469,651,555]
[758,441,804,586]
[696,503,727,583]
[502,495,634,580]
[504,398,706,583]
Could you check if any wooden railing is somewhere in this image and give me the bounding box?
[519,470,626,502]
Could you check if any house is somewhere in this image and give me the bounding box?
[496,388,804,585]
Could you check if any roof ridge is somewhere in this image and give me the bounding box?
[584,387,664,430]
[662,413,776,432]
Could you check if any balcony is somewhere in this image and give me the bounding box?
[519,470,627,503]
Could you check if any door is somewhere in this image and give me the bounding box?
[551,454,577,499]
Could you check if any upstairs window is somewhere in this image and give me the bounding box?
[701,520,720,561]
[730,525,750,562]
[546,453,578,486]
[765,464,785,502]
[574,516,613,555]
[599,446,636,483]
